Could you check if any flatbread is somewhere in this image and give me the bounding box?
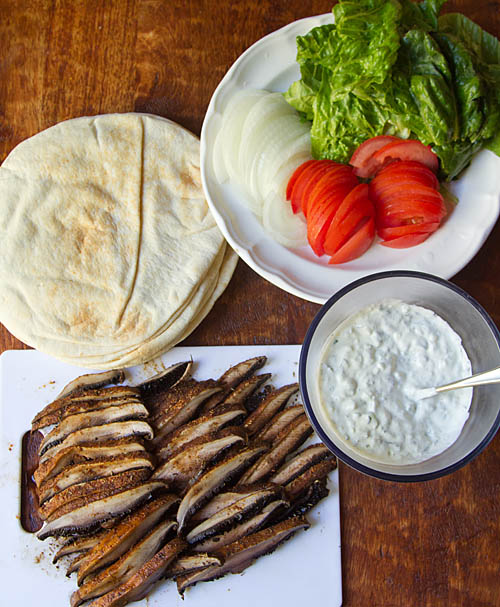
[0,113,237,368]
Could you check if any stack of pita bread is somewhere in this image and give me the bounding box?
[0,113,237,369]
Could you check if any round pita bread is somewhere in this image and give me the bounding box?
[0,113,237,368]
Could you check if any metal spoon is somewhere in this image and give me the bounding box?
[418,365,500,399]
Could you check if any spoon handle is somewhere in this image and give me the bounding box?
[435,365,500,393]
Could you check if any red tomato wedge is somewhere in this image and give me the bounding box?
[374,160,439,190]
[370,182,445,209]
[328,217,376,264]
[380,231,432,248]
[349,135,400,178]
[305,167,358,218]
[286,159,316,201]
[378,222,439,240]
[371,139,439,176]
[289,160,331,213]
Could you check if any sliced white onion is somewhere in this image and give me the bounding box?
[262,190,308,248]
[260,132,312,196]
[261,151,312,200]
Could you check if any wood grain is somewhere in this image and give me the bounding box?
[1,1,499,606]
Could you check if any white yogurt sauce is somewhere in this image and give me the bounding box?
[318,300,472,464]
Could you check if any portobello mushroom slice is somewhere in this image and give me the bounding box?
[286,478,330,517]
[38,454,155,504]
[243,384,299,436]
[39,402,149,455]
[256,404,304,442]
[56,369,126,400]
[37,481,169,539]
[285,458,338,502]
[186,485,284,545]
[148,379,216,423]
[165,554,222,578]
[71,519,177,607]
[87,537,186,607]
[201,356,268,412]
[135,360,192,395]
[238,414,313,485]
[34,439,148,487]
[53,529,111,563]
[270,443,335,485]
[76,493,180,586]
[38,421,154,466]
[155,404,247,460]
[66,552,87,577]
[190,484,275,523]
[215,373,271,409]
[39,468,153,519]
[192,499,289,554]
[177,516,310,594]
[176,445,267,533]
[32,386,140,430]
[152,431,246,492]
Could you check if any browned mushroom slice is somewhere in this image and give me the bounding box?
[285,458,338,502]
[238,414,313,485]
[256,404,304,442]
[192,499,289,554]
[71,519,177,607]
[39,468,153,520]
[56,369,126,400]
[165,554,222,578]
[38,421,154,466]
[37,481,168,539]
[190,484,273,523]
[217,373,271,408]
[286,478,330,517]
[152,431,246,492]
[38,454,155,504]
[34,439,148,487]
[32,386,140,430]
[66,552,87,577]
[39,402,149,455]
[176,446,267,533]
[177,516,310,594]
[135,360,192,395]
[201,356,268,412]
[186,485,284,545]
[53,529,111,563]
[148,379,214,422]
[270,443,335,485]
[76,493,179,585]
[243,384,299,436]
[87,537,187,607]
[155,404,247,460]
[149,381,222,446]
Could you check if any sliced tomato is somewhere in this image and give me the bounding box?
[370,182,444,208]
[286,159,316,200]
[305,167,358,218]
[328,217,376,264]
[374,160,439,189]
[350,135,400,178]
[378,221,439,240]
[290,159,338,214]
[380,231,432,248]
[371,139,439,176]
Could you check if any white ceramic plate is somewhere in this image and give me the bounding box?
[200,14,500,303]
[0,346,341,607]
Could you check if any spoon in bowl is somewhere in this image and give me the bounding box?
[417,365,500,399]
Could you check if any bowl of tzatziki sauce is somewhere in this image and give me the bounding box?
[299,271,500,481]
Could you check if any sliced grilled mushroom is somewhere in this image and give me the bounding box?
[38,421,154,466]
[286,479,330,517]
[270,443,334,485]
[38,454,155,504]
[190,485,271,523]
[285,458,338,502]
[243,384,299,436]
[152,431,246,492]
[87,537,186,607]
[135,361,192,395]
[71,519,177,607]
[192,499,289,554]
[176,446,267,533]
[201,356,268,412]
[77,493,179,585]
[39,468,153,519]
[66,552,87,577]
[56,369,126,400]
[256,404,304,442]
[32,386,140,431]
[155,404,246,460]
[238,414,313,485]
[39,402,149,455]
[165,554,222,578]
[217,373,271,408]
[34,439,148,487]
[177,517,310,594]
[37,481,168,539]
[186,485,284,545]
[53,530,111,563]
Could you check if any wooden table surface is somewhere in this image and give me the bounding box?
[1,1,499,605]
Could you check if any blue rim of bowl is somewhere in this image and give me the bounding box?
[299,270,500,482]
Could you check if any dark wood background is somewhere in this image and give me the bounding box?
[1,1,499,605]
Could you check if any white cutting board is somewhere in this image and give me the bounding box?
[0,346,342,607]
